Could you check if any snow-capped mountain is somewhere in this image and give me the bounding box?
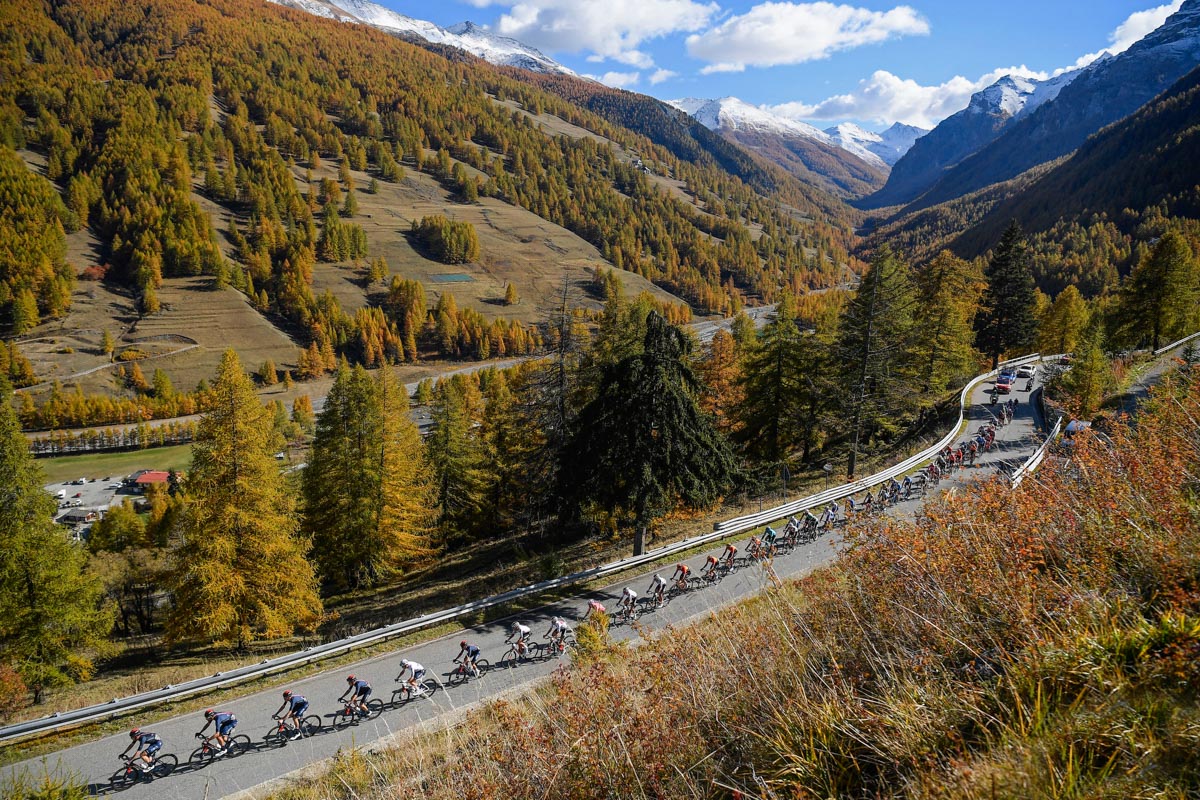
[823,122,928,168]
[864,69,1083,209]
[267,0,575,75]
[908,0,1200,210]
[670,97,832,142]
[668,97,887,197]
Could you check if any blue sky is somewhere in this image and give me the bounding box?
[371,0,1185,129]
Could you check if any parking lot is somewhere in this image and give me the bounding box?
[45,476,131,535]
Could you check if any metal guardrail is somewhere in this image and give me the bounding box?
[1010,416,1062,488]
[0,353,1043,746]
[714,353,1043,533]
[1154,330,1200,356]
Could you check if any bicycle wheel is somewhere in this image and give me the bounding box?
[333,708,355,730]
[500,645,519,668]
[300,714,322,737]
[263,725,289,748]
[364,698,384,719]
[108,767,132,792]
[227,734,251,757]
[448,666,467,687]
[188,745,213,769]
[150,753,178,779]
[420,679,441,698]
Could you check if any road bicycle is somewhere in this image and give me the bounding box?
[264,713,322,746]
[390,677,441,706]
[331,697,384,729]
[189,731,250,767]
[500,639,534,667]
[612,600,640,626]
[447,657,490,686]
[108,752,178,790]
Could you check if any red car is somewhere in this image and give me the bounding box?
[995,377,1012,394]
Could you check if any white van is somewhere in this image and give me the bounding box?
[55,489,66,499]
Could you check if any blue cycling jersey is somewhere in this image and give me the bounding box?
[351,680,370,694]
[288,695,308,710]
[463,645,480,658]
[135,732,161,748]
[213,712,236,727]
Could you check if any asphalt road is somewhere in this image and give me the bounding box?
[4,372,1044,799]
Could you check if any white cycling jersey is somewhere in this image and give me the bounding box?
[621,587,637,601]
[513,623,531,637]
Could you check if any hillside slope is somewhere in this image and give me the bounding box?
[0,0,861,394]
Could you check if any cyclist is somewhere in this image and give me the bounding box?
[763,526,778,549]
[901,475,912,498]
[274,690,309,739]
[670,562,691,589]
[545,616,572,653]
[701,553,720,576]
[121,728,162,772]
[747,535,762,559]
[646,573,668,606]
[197,708,237,755]
[618,586,638,617]
[395,659,426,696]
[721,543,738,566]
[506,621,532,657]
[802,508,819,534]
[339,674,372,717]
[455,640,482,676]
[820,500,840,528]
[584,599,606,619]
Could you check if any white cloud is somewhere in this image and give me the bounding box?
[649,68,678,84]
[584,70,642,88]
[1056,0,1183,73]
[685,1,929,72]
[768,0,1184,128]
[476,0,716,67]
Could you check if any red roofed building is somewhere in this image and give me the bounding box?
[134,470,170,491]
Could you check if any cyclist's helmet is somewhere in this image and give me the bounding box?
[204,709,216,720]
[346,674,356,684]
[400,659,412,668]
[460,640,467,648]
[129,728,140,739]
[282,690,293,700]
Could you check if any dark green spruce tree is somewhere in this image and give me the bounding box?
[562,312,739,555]
[836,246,917,478]
[975,221,1039,367]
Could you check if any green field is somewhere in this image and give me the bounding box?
[36,444,193,485]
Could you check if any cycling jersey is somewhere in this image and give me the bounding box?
[287,696,309,713]
[350,680,371,697]
[763,527,777,543]
[550,618,569,633]
[587,600,605,613]
[403,662,425,679]
[621,588,637,601]
[513,624,531,638]
[461,645,480,659]
[212,712,237,735]
[134,733,162,754]
[650,574,667,588]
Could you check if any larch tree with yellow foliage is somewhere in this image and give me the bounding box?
[167,350,322,648]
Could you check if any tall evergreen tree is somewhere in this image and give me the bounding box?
[168,350,321,647]
[1117,231,1198,350]
[426,374,486,534]
[975,221,1039,367]
[1037,285,1090,355]
[563,312,739,554]
[0,381,112,702]
[836,246,917,477]
[735,295,828,464]
[1058,319,1112,416]
[913,250,983,392]
[304,364,434,590]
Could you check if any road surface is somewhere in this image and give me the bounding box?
[2,372,1043,799]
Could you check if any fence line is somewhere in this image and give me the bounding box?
[0,353,1045,745]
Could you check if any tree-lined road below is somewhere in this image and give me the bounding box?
[3,368,1043,800]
